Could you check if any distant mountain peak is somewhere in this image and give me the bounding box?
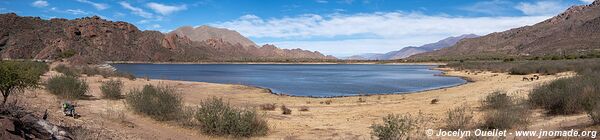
[345,34,479,60]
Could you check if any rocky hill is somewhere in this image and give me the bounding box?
[171,25,257,47]
[346,34,478,60]
[411,1,600,60]
[0,13,335,63]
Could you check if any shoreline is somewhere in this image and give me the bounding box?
[105,61,446,65]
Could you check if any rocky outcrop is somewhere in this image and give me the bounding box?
[0,13,335,63]
[171,25,257,47]
[411,0,600,60]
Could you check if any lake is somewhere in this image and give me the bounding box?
[112,64,466,97]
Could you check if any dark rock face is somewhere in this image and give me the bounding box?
[0,13,335,63]
[411,0,600,60]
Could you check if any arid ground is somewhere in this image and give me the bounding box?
[12,64,593,140]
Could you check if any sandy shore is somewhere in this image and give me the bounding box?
[14,67,590,140]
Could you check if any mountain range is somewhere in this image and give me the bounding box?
[344,34,479,60]
[411,0,600,60]
[0,13,335,64]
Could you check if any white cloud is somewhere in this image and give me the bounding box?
[76,0,109,10]
[460,0,513,15]
[151,24,161,28]
[32,0,49,8]
[66,9,88,15]
[119,1,153,18]
[146,2,187,15]
[212,12,552,56]
[316,0,328,3]
[580,0,595,3]
[515,1,568,16]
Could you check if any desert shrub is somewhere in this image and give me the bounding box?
[299,106,309,111]
[259,103,276,111]
[529,71,600,115]
[80,66,100,76]
[100,79,123,99]
[371,114,419,140]
[446,59,600,75]
[195,97,268,137]
[114,71,136,80]
[281,105,292,115]
[480,105,529,130]
[480,93,529,130]
[481,91,512,109]
[430,98,439,104]
[125,84,182,121]
[445,105,473,130]
[358,97,366,103]
[45,75,88,99]
[586,103,600,124]
[53,64,79,77]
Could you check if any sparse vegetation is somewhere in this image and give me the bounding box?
[370,113,425,140]
[445,105,473,130]
[125,84,182,121]
[430,98,439,104]
[480,91,529,130]
[281,105,292,115]
[481,91,512,109]
[195,97,268,137]
[53,64,80,77]
[299,106,309,111]
[446,59,600,75]
[45,75,88,99]
[53,64,136,80]
[100,79,123,99]
[259,103,276,111]
[0,61,48,104]
[529,71,600,115]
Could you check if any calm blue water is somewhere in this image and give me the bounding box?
[111,64,466,97]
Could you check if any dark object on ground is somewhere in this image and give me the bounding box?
[0,104,73,140]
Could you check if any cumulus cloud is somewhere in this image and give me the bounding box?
[76,0,109,10]
[32,0,49,8]
[119,1,153,18]
[515,1,568,16]
[212,12,552,56]
[146,2,187,15]
[580,0,595,3]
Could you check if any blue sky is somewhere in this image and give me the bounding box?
[0,0,595,57]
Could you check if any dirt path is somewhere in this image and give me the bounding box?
[14,68,590,140]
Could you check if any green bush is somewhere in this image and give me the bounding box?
[125,84,182,121]
[45,75,88,99]
[100,79,123,99]
[481,91,512,110]
[529,71,600,115]
[0,61,48,104]
[445,105,473,130]
[370,114,419,140]
[195,97,268,137]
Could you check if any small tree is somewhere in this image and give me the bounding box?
[0,61,47,104]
